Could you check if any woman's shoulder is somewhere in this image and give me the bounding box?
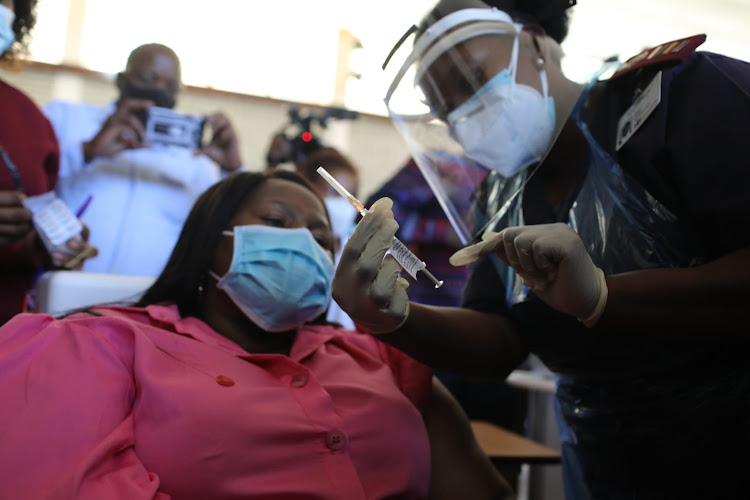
[0,305,163,351]
[0,78,33,103]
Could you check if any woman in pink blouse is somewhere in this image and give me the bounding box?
[0,169,512,500]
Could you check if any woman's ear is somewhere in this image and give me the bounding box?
[522,26,560,69]
[518,28,545,71]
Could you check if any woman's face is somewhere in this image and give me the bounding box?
[211,178,335,277]
[420,32,544,119]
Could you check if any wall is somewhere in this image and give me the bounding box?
[0,61,412,199]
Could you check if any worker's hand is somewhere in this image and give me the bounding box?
[0,191,33,245]
[198,112,242,171]
[332,197,411,334]
[451,223,607,327]
[83,99,152,161]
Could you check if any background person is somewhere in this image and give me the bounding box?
[332,0,750,498]
[0,169,512,500]
[0,0,95,325]
[296,146,360,329]
[42,43,244,278]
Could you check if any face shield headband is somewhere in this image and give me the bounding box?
[384,8,521,113]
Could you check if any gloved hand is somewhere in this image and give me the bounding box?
[332,197,411,334]
[450,223,608,327]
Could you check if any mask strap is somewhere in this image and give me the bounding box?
[540,68,550,116]
[508,34,520,98]
[510,34,520,81]
[209,230,235,281]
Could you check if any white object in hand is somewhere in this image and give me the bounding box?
[22,191,83,254]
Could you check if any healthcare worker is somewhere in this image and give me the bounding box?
[332,0,750,498]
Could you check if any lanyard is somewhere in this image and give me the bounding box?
[0,146,23,191]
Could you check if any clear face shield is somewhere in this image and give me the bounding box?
[383,8,559,244]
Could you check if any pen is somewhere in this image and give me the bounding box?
[75,195,93,218]
[0,147,24,192]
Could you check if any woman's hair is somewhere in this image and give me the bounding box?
[483,0,572,44]
[419,0,572,45]
[1,0,38,64]
[135,169,327,319]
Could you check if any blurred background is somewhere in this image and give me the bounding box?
[3,0,748,196]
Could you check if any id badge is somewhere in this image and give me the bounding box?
[615,71,662,151]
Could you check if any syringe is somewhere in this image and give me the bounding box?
[317,166,444,288]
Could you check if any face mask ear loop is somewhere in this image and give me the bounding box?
[208,229,236,283]
[509,31,520,99]
[540,67,550,116]
[528,30,550,116]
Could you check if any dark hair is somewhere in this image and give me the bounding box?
[1,0,38,63]
[135,169,327,319]
[483,0,573,43]
[296,147,360,196]
[419,0,573,44]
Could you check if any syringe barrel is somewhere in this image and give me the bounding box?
[390,237,425,279]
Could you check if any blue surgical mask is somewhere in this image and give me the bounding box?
[209,225,334,333]
[0,4,15,56]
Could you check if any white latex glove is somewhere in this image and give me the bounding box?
[450,223,608,327]
[331,197,411,334]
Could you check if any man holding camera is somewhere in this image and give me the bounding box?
[43,43,243,277]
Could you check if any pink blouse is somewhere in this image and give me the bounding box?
[0,305,433,499]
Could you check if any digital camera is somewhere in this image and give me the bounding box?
[141,107,206,149]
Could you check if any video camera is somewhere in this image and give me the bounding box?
[268,106,359,166]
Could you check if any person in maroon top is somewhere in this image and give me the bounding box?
[0,0,95,325]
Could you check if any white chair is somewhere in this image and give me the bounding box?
[32,270,155,317]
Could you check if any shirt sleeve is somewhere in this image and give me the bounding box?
[0,313,170,499]
[374,339,433,413]
[663,52,750,258]
[42,100,88,180]
[461,254,508,314]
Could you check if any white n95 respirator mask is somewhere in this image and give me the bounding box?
[447,67,556,178]
[210,225,334,332]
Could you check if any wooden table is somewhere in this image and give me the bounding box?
[471,420,561,464]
